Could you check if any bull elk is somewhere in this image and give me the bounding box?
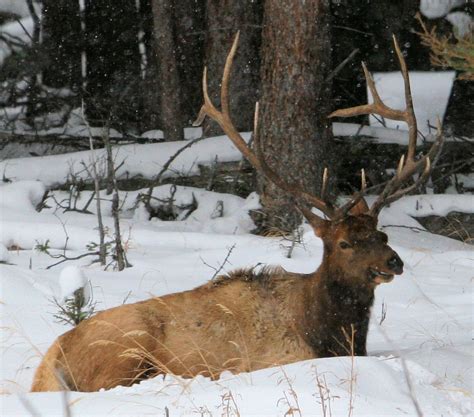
[32,34,442,392]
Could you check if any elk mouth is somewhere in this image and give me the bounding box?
[368,268,394,284]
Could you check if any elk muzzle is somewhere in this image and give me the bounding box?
[368,249,404,284]
[386,253,403,275]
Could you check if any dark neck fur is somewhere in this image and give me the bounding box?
[303,261,375,357]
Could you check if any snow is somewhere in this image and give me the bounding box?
[0,17,34,66]
[0,243,9,263]
[331,122,452,146]
[446,11,474,37]
[0,65,472,414]
[5,106,204,141]
[0,170,472,416]
[2,356,470,416]
[58,266,89,301]
[387,194,474,218]
[0,133,251,188]
[0,180,45,213]
[369,71,456,137]
[141,127,203,141]
[420,0,466,19]
[0,182,261,257]
[2,122,470,189]
[0,0,31,18]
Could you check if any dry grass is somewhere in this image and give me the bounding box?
[313,366,333,417]
[277,368,302,417]
[87,298,260,389]
[219,390,241,417]
[416,212,474,245]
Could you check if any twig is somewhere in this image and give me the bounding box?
[52,213,70,256]
[202,244,236,280]
[326,48,360,82]
[82,102,107,265]
[286,226,303,259]
[102,123,130,270]
[81,191,96,213]
[144,135,207,210]
[46,251,99,270]
[339,325,356,417]
[13,17,33,42]
[381,224,428,234]
[379,301,387,325]
[333,25,374,37]
[314,367,331,417]
[220,390,241,417]
[277,368,302,417]
[122,290,132,305]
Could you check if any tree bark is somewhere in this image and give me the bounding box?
[24,0,41,125]
[174,1,206,126]
[140,0,161,130]
[257,0,333,231]
[84,0,141,128]
[150,0,185,141]
[41,0,82,89]
[203,0,263,137]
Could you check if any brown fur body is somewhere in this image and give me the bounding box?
[32,214,402,392]
[32,268,309,391]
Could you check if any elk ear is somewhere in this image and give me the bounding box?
[298,205,329,237]
[348,198,370,216]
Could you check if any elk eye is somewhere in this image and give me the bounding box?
[339,241,352,249]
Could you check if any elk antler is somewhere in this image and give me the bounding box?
[330,35,444,216]
[193,32,335,219]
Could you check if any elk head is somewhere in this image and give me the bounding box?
[194,32,442,287]
[302,202,403,287]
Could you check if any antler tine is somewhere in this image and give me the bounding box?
[193,67,218,127]
[369,120,444,216]
[330,36,444,218]
[194,32,335,218]
[253,101,259,134]
[392,35,418,162]
[221,31,240,118]
[321,167,329,200]
[331,166,373,220]
[193,33,258,169]
[370,157,432,216]
[329,61,405,122]
[360,168,367,192]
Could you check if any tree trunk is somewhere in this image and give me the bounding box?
[174,1,206,126]
[42,0,82,89]
[84,0,141,129]
[150,0,185,141]
[257,0,333,232]
[202,0,263,137]
[140,0,161,131]
[24,0,41,125]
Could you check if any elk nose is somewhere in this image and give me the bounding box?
[387,253,404,274]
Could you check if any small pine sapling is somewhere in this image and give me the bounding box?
[53,266,96,326]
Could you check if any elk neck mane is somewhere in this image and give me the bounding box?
[208,262,375,357]
[209,266,296,289]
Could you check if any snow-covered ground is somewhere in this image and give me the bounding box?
[0,135,473,416]
[369,72,455,136]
